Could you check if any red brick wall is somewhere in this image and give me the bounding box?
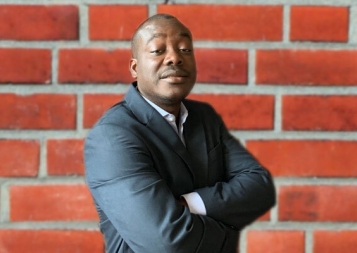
[0,2,356,253]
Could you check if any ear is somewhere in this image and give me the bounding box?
[129,58,138,79]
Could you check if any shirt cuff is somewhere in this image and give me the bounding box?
[181,192,207,215]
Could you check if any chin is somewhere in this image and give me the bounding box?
[160,92,188,104]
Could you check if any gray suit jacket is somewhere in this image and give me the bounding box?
[84,82,275,253]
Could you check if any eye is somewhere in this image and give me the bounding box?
[150,49,164,54]
[180,48,192,53]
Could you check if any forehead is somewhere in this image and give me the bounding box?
[138,19,192,44]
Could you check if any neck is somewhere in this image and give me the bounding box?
[135,84,182,118]
[161,104,181,119]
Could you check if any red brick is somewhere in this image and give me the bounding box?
[0,48,51,84]
[83,94,124,128]
[257,211,270,221]
[256,50,357,85]
[89,5,148,40]
[0,230,103,253]
[247,230,305,253]
[0,140,39,177]
[279,186,357,221]
[283,95,357,131]
[0,5,78,41]
[158,5,282,41]
[47,139,84,175]
[188,94,274,130]
[290,6,348,42]
[247,140,357,177]
[195,49,247,84]
[10,185,98,221]
[58,49,132,84]
[0,94,76,130]
[314,230,357,253]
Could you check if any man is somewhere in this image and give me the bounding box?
[84,14,275,253]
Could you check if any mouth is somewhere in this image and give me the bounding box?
[162,76,188,83]
[160,69,189,80]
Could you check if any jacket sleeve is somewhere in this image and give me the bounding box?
[85,122,238,253]
[195,109,276,230]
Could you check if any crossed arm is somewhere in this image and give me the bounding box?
[85,119,275,253]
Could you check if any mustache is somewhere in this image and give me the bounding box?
[159,66,190,79]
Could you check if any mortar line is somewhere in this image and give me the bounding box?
[247,49,255,87]
[283,5,290,43]
[306,229,313,253]
[274,92,282,132]
[148,2,157,16]
[38,137,48,178]
[349,5,357,43]
[79,3,90,45]
[51,48,58,85]
[77,93,84,132]
[0,184,10,222]
[239,229,247,253]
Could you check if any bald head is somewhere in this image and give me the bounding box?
[131,14,192,58]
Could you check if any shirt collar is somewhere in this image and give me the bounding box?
[141,96,188,124]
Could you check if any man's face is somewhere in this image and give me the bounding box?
[130,19,197,108]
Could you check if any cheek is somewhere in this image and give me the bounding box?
[189,59,197,72]
[138,62,159,77]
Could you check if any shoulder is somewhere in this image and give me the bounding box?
[95,100,134,126]
[85,106,148,156]
[86,100,142,141]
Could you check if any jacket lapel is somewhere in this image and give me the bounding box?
[124,83,198,183]
[183,103,208,188]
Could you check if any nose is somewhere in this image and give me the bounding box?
[164,49,182,66]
